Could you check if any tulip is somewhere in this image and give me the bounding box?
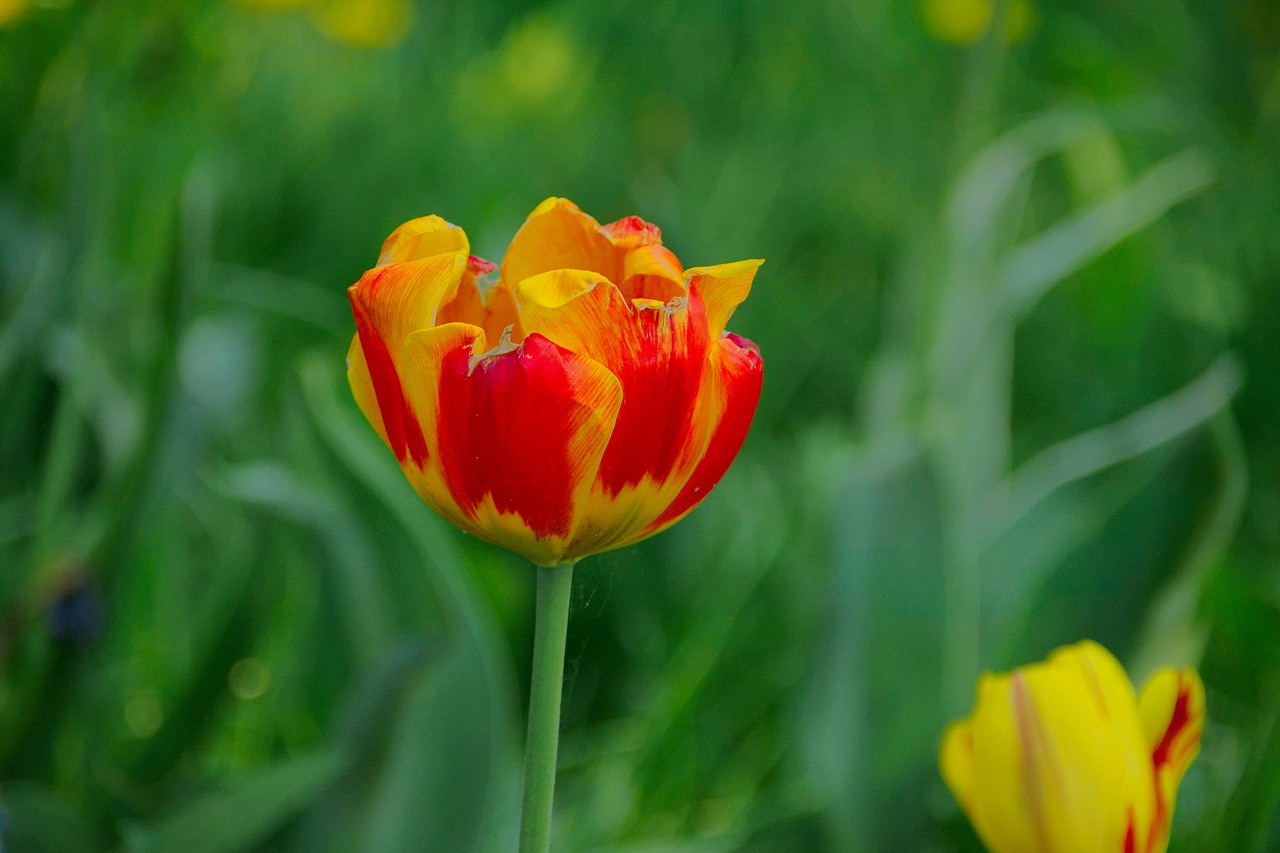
[346,198,763,853]
[346,197,764,567]
[940,641,1205,853]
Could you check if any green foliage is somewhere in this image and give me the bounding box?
[2,0,1279,850]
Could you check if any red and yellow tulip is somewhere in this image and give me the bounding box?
[940,641,1204,853]
[346,198,763,566]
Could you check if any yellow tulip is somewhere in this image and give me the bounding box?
[940,641,1204,853]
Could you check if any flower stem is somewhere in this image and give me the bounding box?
[518,560,575,853]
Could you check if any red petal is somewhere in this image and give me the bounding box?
[434,332,622,540]
[649,332,763,529]
[595,293,710,494]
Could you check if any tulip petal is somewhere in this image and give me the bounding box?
[600,215,663,248]
[685,259,764,339]
[378,214,469,266]
[437,255,522,345]
[501,197,622,288]
[403,323,623,566]
[516,269,710,495]
[346,334,388,447]
[968,658,1150,853]
[940,719,979,816]
[1138,667,1205,850]
[638,331,763,538]
[964,672,1046,853]
[621,243,685,302]
[348,252,469,463]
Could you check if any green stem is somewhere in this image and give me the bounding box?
[518,561,575,853]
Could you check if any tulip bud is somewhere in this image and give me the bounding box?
[940,641,1204,853]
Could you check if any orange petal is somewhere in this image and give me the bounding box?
[437,255,522,344]
[378,215,469,266]
[622,243,685,302]
[500,198,622,288]
[685,259,764,339]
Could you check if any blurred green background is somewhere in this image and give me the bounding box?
[2,0,1279,850]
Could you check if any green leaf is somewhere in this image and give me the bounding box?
[799,443,947,853]
[0,782,104,853]
[125,750,346,853]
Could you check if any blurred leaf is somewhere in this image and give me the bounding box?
[800,442,946,852]
[287,636,440,850]
[127,528,261,785]
[998,148,1215,317]
[215,461,394,666]
[0,782,104,853]
[977,355,1243,641]
[125,749,346,853]
[1130,411,1248,681]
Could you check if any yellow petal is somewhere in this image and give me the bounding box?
[350,251,469,357]
[940,718,979,816]
[500,198,622,288]
[962,645,1152,853]
[964,672,1046,853]
[378,215,470,266]
[685,259,764,338]
[622,243,685,302]
[1139,667,1205,778]
[348,252,468,463]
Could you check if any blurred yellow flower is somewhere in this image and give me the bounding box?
[237,0,413,49]
[940,641,1204,853]
[0,0,28,27]
[450,14,591,129]
[920,0,1032,45]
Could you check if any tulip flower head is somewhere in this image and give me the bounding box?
[346,198,763,566]
[940,641,1204,853]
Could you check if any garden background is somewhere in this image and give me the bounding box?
[2,0,1279,850]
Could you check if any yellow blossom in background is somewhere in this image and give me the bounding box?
[236,0,413,49]
[450,14,591,129]
[0,0,28,27]
[940,641,1204,853]
[920,0,1032,45]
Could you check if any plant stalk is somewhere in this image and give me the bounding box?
[518,560,575,853]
